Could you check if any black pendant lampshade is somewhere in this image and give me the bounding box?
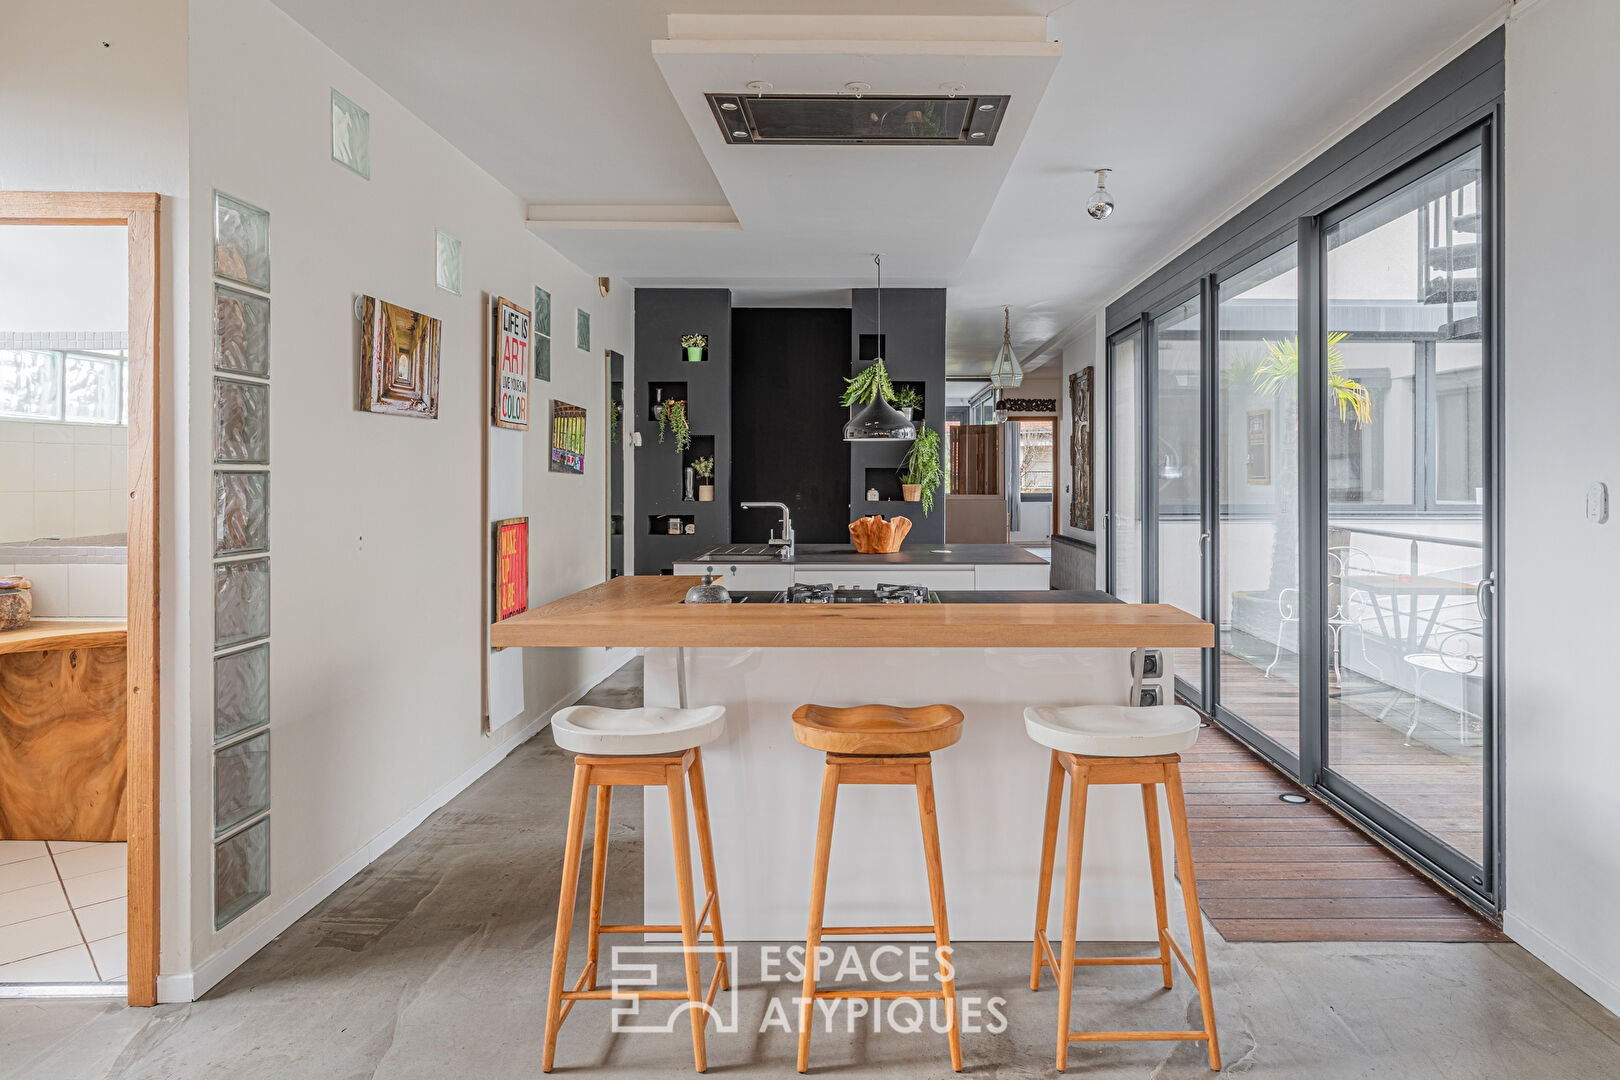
[843,253,916,442]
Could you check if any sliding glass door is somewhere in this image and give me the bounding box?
[1215,244,1301,763]
[1104,122,1500,909]
[1318,142,1492,884]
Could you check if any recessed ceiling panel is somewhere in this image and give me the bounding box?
[708,93,1008,145]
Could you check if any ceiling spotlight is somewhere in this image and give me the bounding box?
[732,130,749,139]
[1087,168,1114,220]
[719,101,738,111]
[977,102,996,111]
[970,131,986,139]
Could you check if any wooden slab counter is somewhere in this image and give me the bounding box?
[490,576,1212,650]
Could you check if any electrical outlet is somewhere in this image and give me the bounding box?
[1588,481,1609,524]
[1138,685,1162,707]
[1138,649,1163,680]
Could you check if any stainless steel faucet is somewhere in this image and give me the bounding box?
[739,501,795,559]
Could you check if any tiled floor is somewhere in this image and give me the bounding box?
[0,841,126,985]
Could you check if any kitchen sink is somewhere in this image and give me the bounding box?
[691,544,786,561]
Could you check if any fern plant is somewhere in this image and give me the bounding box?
[899,425,943,516]
[842,359,896,407]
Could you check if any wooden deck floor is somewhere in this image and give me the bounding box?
[1179,723,1505,942]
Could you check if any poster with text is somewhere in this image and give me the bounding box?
[493,517,529,621]
[493,296,531,430]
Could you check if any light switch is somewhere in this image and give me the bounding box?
[1587,482,1609,524]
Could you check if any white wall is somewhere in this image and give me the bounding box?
[1500,0,1620,1017]
[182,0,632,993]
[1,0,194,978]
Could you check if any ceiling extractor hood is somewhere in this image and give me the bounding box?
[707,92,1009,146]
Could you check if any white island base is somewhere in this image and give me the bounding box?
[641,645,1182,943]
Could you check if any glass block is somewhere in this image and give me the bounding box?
[575,308,590,351]
[330,88,371,179]
[213,377,269,464]
[214,557,270,648]
[0,350,62,419]
[214,285,270,377]
[63,353,121,423]
[215,642,270,742]
[214,191,270,291]
[214,731,270,836]
[214,816,270,929]
[214,471,269,556]
[435,229,461,295]
[533,286,551,337]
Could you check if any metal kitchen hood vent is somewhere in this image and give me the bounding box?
[707,93,1009,146]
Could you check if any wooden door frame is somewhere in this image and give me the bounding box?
[1009,413,1061,539]
[0,193,161,1006]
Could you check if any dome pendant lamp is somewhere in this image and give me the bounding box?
[988,306,1024,389]
[843,254,917,442]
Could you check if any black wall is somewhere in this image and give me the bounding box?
[848,288,948,545]
[633,288,732,575]
[731,308,851,544]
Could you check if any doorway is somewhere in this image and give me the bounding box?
[0,193,160,1005]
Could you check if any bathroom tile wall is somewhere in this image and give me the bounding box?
[0,420,128,541]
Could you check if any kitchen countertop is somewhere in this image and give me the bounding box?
[490,577,1210,650]
[683,542,1049,566]
[0,619,128,656]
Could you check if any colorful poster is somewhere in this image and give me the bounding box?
[358,296,440,418]
[550,400,586,474]
[493,517,529,620]
[493,296,531,430]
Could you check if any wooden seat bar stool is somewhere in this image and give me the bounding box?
[1024,704,1221,1072]
[792,703,965,1074]
[542,705,731,1073]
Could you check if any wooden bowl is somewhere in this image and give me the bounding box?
[848,515,912,554]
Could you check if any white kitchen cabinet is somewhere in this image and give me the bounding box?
[973,562,1052,591]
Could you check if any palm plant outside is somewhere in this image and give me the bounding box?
[1232,331,1371,599]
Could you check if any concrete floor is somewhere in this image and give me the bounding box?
[3,661,1618,1078]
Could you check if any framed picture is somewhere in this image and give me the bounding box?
[1246,409,1272,484]
[492,295,531,430]
[1069,367,1094,530]
[358,295,440,418]
[493,517,529,621]
[550,400,586,475]
[576,308,590,352]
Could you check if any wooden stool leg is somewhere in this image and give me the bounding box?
[798,760,840,1074]
[665,763,709,1073]
[687,749,730,991]
[1055,763,1090,1072]
[1140,782,1173,990]
[1031,750,1066,991]
[1164,762,1222,1072]
[585,783,612,990]
[542,761,592,1073]
[915,758,963,1072]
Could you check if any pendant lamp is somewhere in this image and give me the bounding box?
[988,306,1023,389]
[843,253,917,441]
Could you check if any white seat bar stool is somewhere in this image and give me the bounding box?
[1024,703,1221,1072]
[542,704,730,1073]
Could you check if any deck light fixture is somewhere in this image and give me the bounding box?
[1087,169,1115,220]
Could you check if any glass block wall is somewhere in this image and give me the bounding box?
[211,190,272,929]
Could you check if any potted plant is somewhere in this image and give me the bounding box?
[899,425,942,514]
[891,384,924,420]
[692,455,716,501]
[658,398,692,451]
[680,333,708,363]
[841,358,896,407]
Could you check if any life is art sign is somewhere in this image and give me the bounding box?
[493,517,530,621]
[493,296,532,430]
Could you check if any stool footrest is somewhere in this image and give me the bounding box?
[1037,936,1164,970]
[1069,1030,1213,1043]
[813,988,953,1001]
[821,924,939,936]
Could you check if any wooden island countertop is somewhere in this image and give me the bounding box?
[489,576,1213,650]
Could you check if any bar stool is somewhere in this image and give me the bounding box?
[791,703,964,1074]
[1024,704,1220,1072]
[542,704,730,1073]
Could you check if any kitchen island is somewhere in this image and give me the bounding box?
[492,577,1212,941]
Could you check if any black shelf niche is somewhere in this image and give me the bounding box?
[681,435,717,502]
[647,381,689,423]
[863,465,904,501]
[648,513,696,536]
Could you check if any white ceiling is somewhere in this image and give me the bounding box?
[270,0,1506,374]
